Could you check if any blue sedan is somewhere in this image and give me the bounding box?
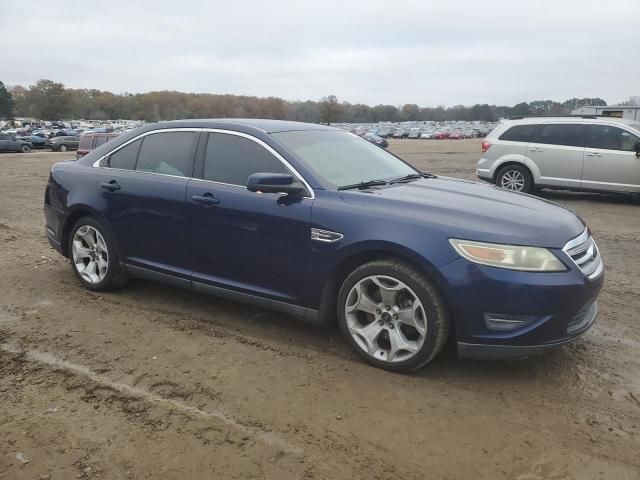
[44,119,603,372]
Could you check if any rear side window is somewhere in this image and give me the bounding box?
[79,136,94,149]
[94,136,109,148]
[203,133,290,185]
[588,125,640,151]
[136,132,197,176]
[537,124,584,147]
[107,139,142,170]
[498,124,539,142]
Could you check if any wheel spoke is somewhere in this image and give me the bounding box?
[396,302,427,336]
[388,328,419,362]
[72,240,91,260]
[350,321,383,355]
[346,284,380,315]
[371,276,401,306]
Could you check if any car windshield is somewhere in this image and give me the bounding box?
[272,130,416,188]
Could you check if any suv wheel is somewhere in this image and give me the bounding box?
[20,144,30,153]
[59,144,68,152]
[496,164,533,193]
[68,216,128,291]
[337,259,451,372]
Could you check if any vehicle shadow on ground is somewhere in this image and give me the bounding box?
[537,189,637,206]
[124,279,583,384]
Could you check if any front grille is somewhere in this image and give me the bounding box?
[563,229,603,280]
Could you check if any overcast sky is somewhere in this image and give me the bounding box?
[1,0,638,106]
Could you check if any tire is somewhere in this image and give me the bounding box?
[68,216,128,291]
[59,144,68,152]
[20,144,30,153]
[496,164,533,193]
[337,259,451,373]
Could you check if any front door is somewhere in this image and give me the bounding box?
[188,131,313,305]
[582,124,640,193]
[96,130,199,277]
[526,123,585,189]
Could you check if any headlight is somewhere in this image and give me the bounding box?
[449,239,566,272]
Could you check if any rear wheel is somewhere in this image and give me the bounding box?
[20,144,30,153]
[337,259,451,372]
[68,216,128,291]
[59,144,68,152]
[496,164,533,193]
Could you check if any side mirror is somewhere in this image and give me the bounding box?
[247,173,304,196]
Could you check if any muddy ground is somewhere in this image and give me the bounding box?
[0,139,638,480]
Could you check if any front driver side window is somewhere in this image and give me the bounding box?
[203,133,293,186]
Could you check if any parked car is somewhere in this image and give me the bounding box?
[44,119,603,372]
[47,136,81,152]
[363,132,388,148]
[17,135,49,149]
[0,133,31,153]
[477,116,640,195]
[77,133,120,159]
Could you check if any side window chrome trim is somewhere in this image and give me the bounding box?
[92,127,315,200]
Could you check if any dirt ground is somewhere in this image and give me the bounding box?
[0,139,639,480]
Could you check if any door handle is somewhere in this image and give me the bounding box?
[191,193,220,206]
[529,148,543,152]
[585,152,601,157]
[100,181,121,192]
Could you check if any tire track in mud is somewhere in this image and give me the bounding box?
[0,341,303,456]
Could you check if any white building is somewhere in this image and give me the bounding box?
[572,105,640,121]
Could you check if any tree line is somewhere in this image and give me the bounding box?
[0,79,616,124]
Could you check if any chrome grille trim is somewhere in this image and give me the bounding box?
[563,228,603,280]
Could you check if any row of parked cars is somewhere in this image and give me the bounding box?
[0,131,119,155]
[339,121,498,144]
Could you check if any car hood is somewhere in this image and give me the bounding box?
[340,177,585,249]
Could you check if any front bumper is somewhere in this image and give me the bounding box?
[436,256,604,360]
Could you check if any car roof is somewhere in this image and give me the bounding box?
[144,119,339,134]
[502,116,638,126]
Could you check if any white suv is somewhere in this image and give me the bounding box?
[477,116,640,195]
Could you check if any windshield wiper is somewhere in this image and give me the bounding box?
[338,179,389,191]
[389,172,437,184]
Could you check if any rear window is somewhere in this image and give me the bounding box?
[499,124,540,142]
[79,136,94,150]
[537,124,585,147]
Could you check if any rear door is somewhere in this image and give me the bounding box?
[96,129,199,277]
[582,124,640,193]
[525,123,585,188]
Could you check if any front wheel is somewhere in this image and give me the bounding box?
[20,144,30,153]
[68,216,128,291]
[496,164,533,193]
[59,144,68,152]
[337,259,451,372]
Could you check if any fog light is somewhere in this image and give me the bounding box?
[484,314,538,331]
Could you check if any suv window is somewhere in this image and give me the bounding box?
[588,125,640,151]
[94,136,110,148]
[536,124,584,147]
[203,133,291,186]
[136,132,197,176]
[107,138,142,170]
[79,136,94,150]
[499,124,540,142]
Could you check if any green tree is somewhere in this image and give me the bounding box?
[27,79,70,120]
[0,81,15,118]
[319,95,342,124]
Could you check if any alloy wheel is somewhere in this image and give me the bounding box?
[344,275,427,363]
[500,169,525,191]
[72,225,109,284]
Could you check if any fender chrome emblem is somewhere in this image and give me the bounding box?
[311,228,343,243]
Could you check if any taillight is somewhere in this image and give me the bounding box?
[481,141,491,153]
